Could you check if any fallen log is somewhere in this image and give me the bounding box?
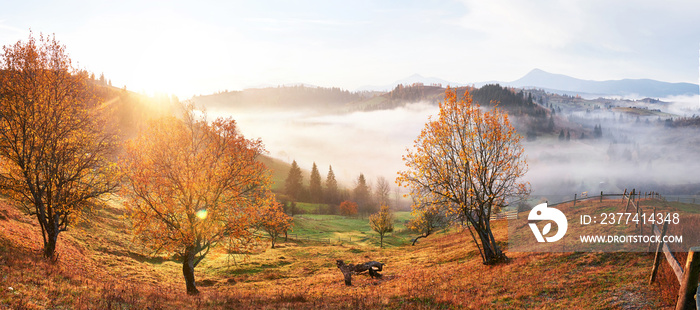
[336,260,385,286]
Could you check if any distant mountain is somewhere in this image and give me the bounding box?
[507,69,699,98]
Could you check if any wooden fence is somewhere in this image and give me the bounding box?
[283,233,356,245]
[547,189,662,208]
[599,189,700,310]
[546,189,699,309]
[491,209,518,221]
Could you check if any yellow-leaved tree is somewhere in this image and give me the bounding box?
[0,33,118,259]
[406,204,448,246]
[369,205,394,248]
[397,87,529,264]
[121,103,275,295]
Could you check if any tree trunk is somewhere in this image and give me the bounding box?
[478,224,506,264]
[380,234,384,248]
[412,234,427,246]
[44,231,58,259]
[183,247,199,295]
[41,216,60,259]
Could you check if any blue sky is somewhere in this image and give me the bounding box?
[1,0,698,98]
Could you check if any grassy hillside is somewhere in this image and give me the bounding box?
[259,155,294,192]
[0,198,680,309]
[290,212,414,247]
[258,156,319,194]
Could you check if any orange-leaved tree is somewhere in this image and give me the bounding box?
[121,103,274,295]
[257,202,293,249]
[397,87,529,264]
[369,205,394,248]
[0,32,118,259]
[339,200,358,217]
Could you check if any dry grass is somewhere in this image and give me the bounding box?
[0,198,678,309]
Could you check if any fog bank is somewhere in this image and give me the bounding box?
[209,99,700,198]
[209,103,439,186]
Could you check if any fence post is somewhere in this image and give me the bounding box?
[675,247,700,310]
[573,194,577,207]
[600,191,603,203]
[649,219,669,284]
[639,205,643,234]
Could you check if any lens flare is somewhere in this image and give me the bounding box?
[195,209,208,220]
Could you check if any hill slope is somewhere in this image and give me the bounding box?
[0,197,677,309]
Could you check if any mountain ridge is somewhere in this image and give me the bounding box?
[506,68,699,98]
[356,69,699,98]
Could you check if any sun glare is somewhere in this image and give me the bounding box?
[195,209,208,220]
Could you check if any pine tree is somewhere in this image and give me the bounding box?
[325,166,339,205]
[285,160,304,201]
[594,124,603,138]
[354,173,373,214]
[309,162,322,203]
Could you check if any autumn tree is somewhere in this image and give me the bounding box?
[398,88,529,264]
[339,200,358,217]
[257,202,293,249]
[407,204,449,245]
[309,162,322,203]
[121,104,275,295]
[324,165,339,205]
[369,205,394,248]
[0,33,118,259]
[285,160,304,201]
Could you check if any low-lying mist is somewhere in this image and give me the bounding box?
[208,103,439,187]
[207,96,700,202]
[525,94,700,198]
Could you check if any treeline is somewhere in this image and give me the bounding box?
[194,85,365,110]
[382,83,444,107]
[670,116,700,128]
[280,160,395,216]
[467,84,551,140]
[468,84,548,119]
